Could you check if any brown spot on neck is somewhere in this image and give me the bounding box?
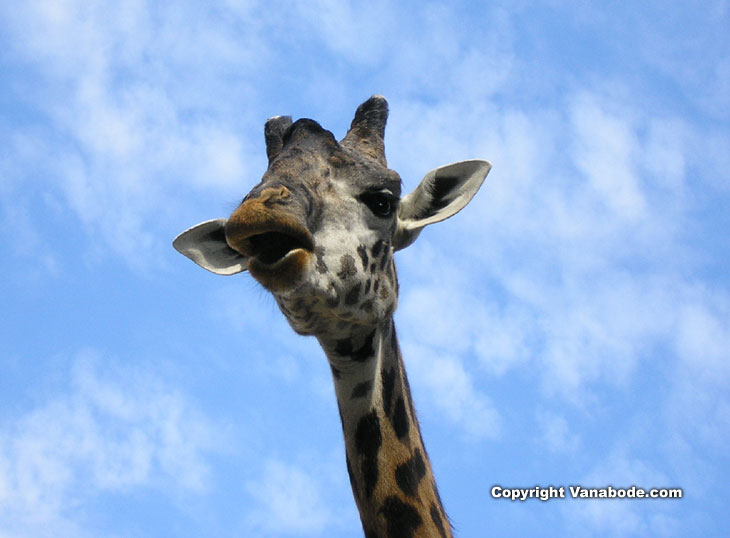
[323,323,452,538]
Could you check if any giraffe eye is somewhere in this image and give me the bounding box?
[359,191,396,218]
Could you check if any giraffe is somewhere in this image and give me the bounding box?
[173,95,490,538]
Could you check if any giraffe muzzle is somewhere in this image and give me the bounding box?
[225,187,314,290]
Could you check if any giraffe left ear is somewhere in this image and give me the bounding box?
[173,219,249,275]
[393,160,491,251]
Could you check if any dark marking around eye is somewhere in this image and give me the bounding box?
[360,192,395,218]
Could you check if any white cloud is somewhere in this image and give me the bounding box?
[0,350,221,537]
[570,91,646,222]
[642,117,687,195]
[536,411,581,454]
[391,81,728,457]
[675,299,730,374]
[1,1,728,536]
[538,275,679,399]
[1,0,266,271]
[291,0,397,65]
[562,450,680,538]
[397,270,532,376]
[666,295,730,459]
[402,342,501,439]
[243,459,337,536]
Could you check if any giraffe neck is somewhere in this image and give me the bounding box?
[319,319,452,538]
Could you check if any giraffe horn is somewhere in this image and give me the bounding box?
[264,115,293,164]
[341,95,389,165]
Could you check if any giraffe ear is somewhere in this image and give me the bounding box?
[393,160,491,251]
[173,219,248,275]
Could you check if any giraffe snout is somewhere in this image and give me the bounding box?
[244,185,291,207]
[260,186,291,206]
[224,185,314,293]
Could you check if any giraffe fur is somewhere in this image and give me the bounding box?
[173,95,491,537]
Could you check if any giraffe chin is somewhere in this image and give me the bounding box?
[247,248,312,293]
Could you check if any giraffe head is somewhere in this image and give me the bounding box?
[174,96,490,337]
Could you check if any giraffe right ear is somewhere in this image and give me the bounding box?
[173,219,249,275]
[393,160,491,251]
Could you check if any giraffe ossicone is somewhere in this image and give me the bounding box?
[174,95,490,538]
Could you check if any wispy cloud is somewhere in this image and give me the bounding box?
[243,459,339,536]
[403,342,501,440]
[561,449,680,537]
[536,411,581,454]
[0,350,221,537]
[1,0,267,271]
[392,81,729,490]
[570,91,646,221]
[290,0,397,66]
[2,1,728,536]
[666,295,730,460]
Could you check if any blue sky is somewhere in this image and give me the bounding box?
[1,1,729,537]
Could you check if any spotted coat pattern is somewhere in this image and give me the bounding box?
[329,318,451,538]
[173,96,492,538]
[247,101,451,538]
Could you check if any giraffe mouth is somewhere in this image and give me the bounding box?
[224,194,315,290]
[244,230,314,266]
[225,217,314,291]
[244,229,314,291]
[225,211,314,264]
